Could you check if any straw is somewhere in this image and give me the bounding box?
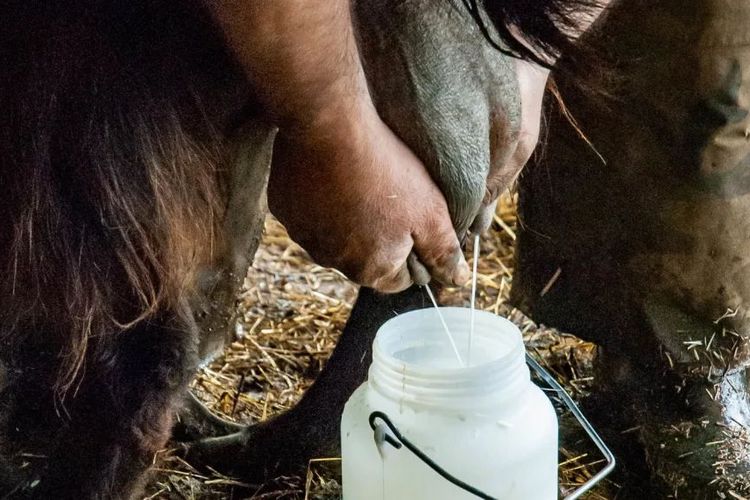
[424,283,465,366]
[468,234,480,366]
[161,199,611,499]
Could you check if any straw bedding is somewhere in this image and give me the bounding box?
[144,194,617,499]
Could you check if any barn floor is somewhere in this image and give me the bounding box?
[144,195,622,499]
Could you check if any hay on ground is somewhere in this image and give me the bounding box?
[146,194,616,499]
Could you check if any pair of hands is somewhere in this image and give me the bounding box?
[208,1,489,292]
[267,103,473,294]
[209,1,602,293]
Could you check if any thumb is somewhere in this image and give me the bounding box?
[411,207,469,287]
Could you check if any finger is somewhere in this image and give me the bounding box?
[407,252,431,286]
[412,214,470,287]
[370,261,412,294]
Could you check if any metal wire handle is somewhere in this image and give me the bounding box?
[369,355,616,499]
[526,353,616,500]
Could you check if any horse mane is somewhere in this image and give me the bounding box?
[0,1,241,397]
[468,0,615,150]
[464,0,606,67]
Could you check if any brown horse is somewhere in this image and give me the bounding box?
[0,0,597,497]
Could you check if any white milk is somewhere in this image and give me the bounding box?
[341,307,558,499]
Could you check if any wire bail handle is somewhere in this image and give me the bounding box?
[369,355,616,500]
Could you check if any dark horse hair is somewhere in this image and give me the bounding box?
[469,0,611,109]
[0,0,605,398]
[0,0,244,396]
[472,0,612,154]
[0,4,247,494]
[467,0,605,66]
[0,0,604,495]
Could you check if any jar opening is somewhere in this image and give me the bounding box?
[369,307,529,410]
[375,307,522,371]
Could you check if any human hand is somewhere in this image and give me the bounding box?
[267,106,470,293]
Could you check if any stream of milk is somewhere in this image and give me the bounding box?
[422,234,482,368]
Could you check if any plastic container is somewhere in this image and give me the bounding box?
[341,307,558,499]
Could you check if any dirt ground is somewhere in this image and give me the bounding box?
[144,195,620,499]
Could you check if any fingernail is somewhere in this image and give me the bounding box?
[453,259,470,285]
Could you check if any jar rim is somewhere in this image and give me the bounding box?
[374,307,523,373]
[369,307,529,411]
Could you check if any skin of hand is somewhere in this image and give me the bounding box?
[270,105,470,293]
[206,0,469,293]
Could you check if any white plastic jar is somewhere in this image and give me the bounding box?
[341,307,558,499]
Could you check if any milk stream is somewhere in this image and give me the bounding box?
[423,234,481,368]
[423,284,463,365]
[469,234,480,366]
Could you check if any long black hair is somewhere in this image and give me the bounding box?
[464,0,606,68]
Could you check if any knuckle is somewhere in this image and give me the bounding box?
[417,227,458,263]
[373,275,411,294]
[422,240,460,269]
[358,259,400,289]
[370,267,409,293]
